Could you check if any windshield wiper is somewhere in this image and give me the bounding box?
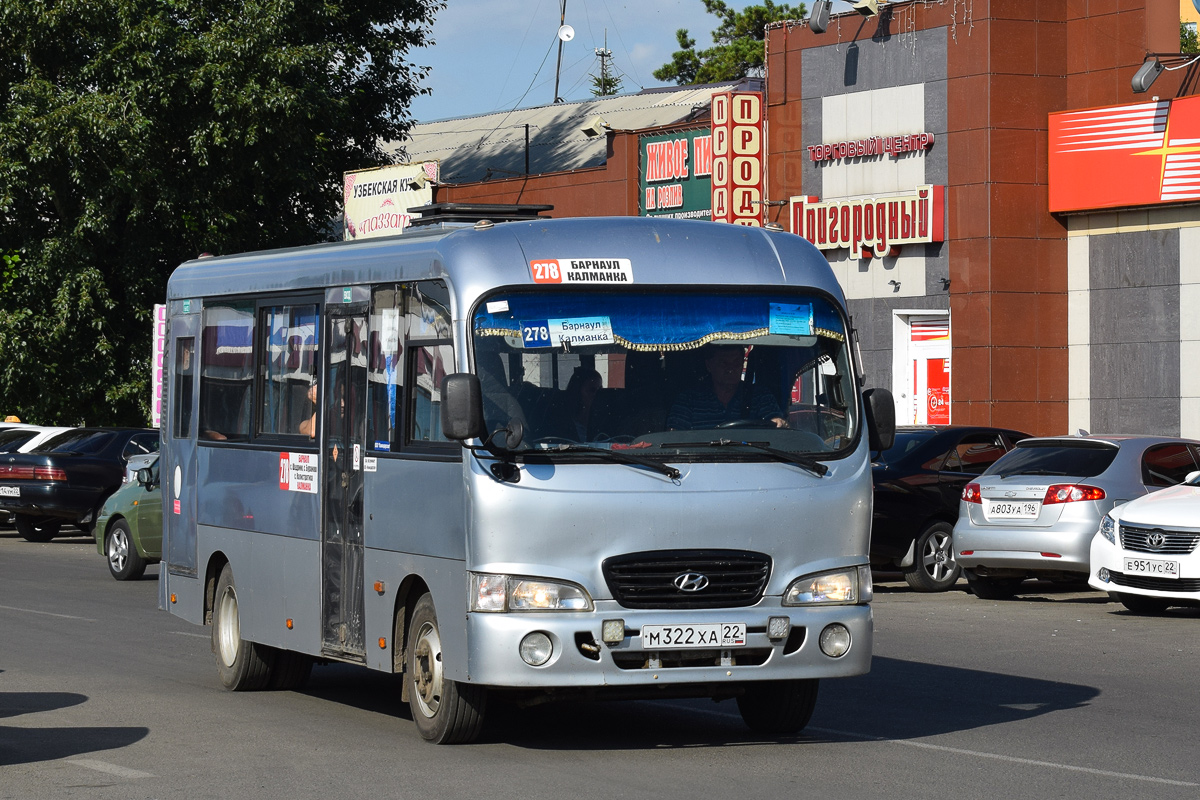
[659,438,829,477]
[531,444,681,480]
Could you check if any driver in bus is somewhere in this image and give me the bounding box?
[666,344,787,431]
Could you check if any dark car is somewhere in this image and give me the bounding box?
[0,428,159,542]
[870,425,1030,591]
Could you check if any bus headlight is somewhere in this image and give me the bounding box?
[783,568,861,606]
[470,573,593,612]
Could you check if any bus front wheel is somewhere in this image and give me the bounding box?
[736,679,819,735]
[212,563,274,691]
[406,593,486,744]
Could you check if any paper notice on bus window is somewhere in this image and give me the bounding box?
[521,317,614,349]
[768,303,813,336]
[279,452,319,493]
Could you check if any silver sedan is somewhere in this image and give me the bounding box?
[953,435,1200,599]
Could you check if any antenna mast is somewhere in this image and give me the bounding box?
[554,0,568,103]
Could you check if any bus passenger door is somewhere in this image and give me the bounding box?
[165,311,200,591]
[321,311,368,660]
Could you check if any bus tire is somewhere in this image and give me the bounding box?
[736,679,819,735]
[406,593,486,744]
[268,650,314,690]
[106,520,147,581]
[212,563,274,691]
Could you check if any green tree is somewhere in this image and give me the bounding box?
[0,0,441,426]
[1183,22,1199,55]
[654,0,807,85]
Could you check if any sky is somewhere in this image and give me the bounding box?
[407,1,854,123]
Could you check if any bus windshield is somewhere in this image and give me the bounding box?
[472,289,858,458]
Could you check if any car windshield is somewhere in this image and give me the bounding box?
[35,429,117,455]
[984,440,1118,479]
[0,429,37,452]
[873,429,938,465]
[471,288,858,460]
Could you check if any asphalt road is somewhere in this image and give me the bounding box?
[2,529,1198,800]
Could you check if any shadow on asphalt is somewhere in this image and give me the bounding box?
[0,692,149,766]
[293,654,1099,750]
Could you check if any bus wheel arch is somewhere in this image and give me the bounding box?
[203,552,230,626]
[392,575,430,680]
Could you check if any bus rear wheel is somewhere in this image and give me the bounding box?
[736,679,819,735]
[212,563,274,691]
[406,593,486,744]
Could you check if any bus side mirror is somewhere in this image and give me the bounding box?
[441,373,485,442]
[863,387,896,452]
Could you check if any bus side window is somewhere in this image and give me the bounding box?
[257,303,319,437]
[369,281,454,452]
[173,337,196,439]
[199,303,255,441]
[407,342,454,443]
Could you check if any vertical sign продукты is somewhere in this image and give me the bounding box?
[151,304,166,428]
[711,91,764,227]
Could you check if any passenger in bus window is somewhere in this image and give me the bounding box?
[299,381,318,438]
[666,345,787,430]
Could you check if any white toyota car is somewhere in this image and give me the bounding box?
[1090,469,1200,613]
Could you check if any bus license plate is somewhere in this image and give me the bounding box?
[985,499,1040,519]
[1124,558,1179,579]
[641,623,746,649]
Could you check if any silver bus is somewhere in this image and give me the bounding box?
[160,216,895,743]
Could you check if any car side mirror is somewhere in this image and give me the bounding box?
[136,467,156,488]
[440,373,485,442]
[1186,469,1200,486]
[863,387,896,452]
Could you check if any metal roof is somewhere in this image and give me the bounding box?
[387,79,763,185]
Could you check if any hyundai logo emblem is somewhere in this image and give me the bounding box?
[673,572,710,592]
[1146,531,1167,550]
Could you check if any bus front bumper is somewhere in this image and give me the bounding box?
[462,600,872,689]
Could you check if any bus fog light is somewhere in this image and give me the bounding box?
[819,624,851,658]
[601,619,625,644]
[520,632,553,666]
[1097,567,1111,583]
[767,616,791,640]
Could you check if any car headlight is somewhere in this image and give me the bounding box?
[783,568,862,606]
[1099,514,1117,545]
[470,573,593,612]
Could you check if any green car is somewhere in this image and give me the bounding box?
[94,453,162,580]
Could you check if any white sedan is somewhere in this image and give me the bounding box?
[1090,469,1200,613]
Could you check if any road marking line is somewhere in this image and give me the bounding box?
[808,727,1199,788]
[170,631,209,638]
[66,759,154,780]
[0,604,96,622]
[646,703,1198,788]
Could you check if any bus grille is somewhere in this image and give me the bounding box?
[1120,524,1200,555]
[602,550,771,609]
